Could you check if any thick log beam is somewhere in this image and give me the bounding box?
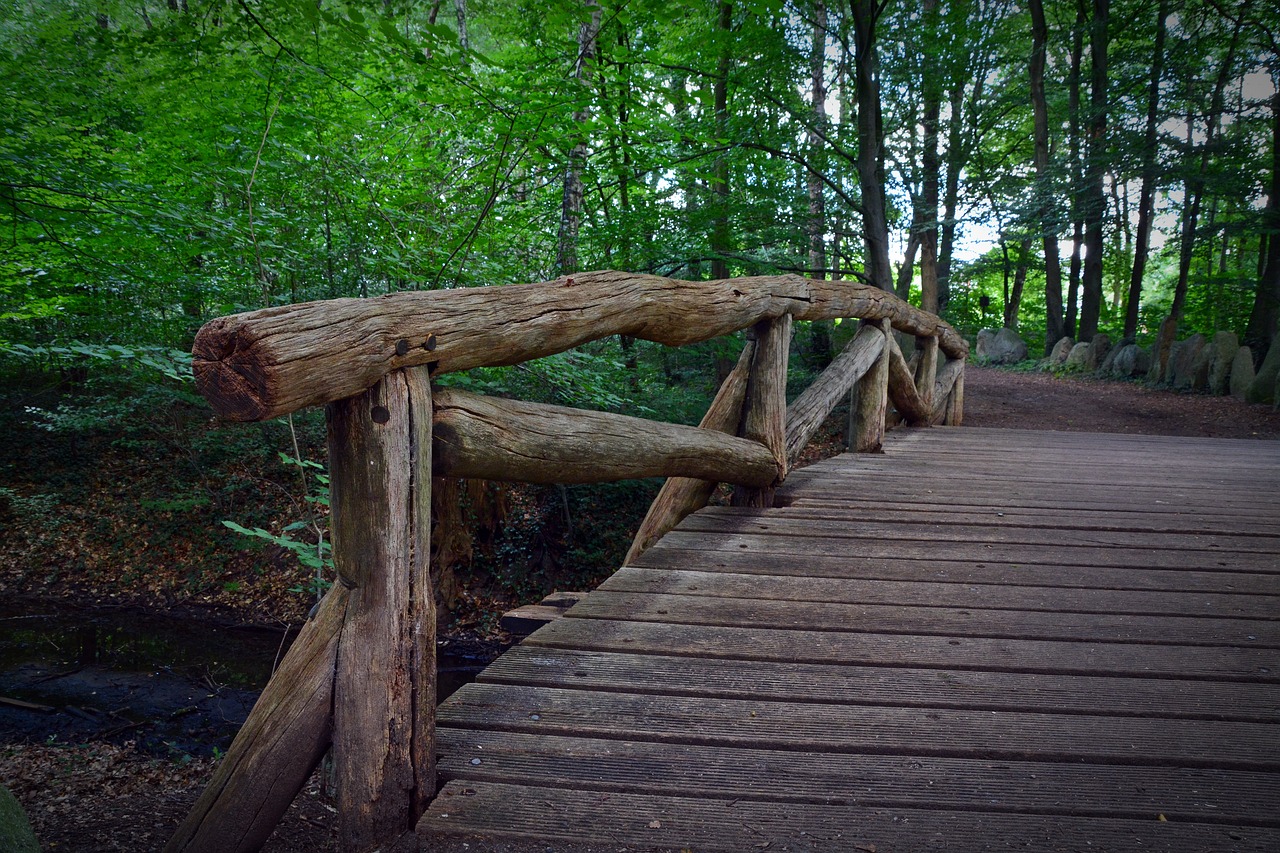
[853,319,891,452]
[432,387,778,487]
[784,323,885,466]
[329,369,435,852]
[624,341,755,564]
[164,585,350,853]
[732,316,792,507]
[930,358,965,425]
[885,334,931,426]
[193,271,968,422]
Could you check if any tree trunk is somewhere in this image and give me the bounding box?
[850,0,892,291]
[710,2,733,280]
[1172,15,1243,326]
[1065,5,1085,338]
[919,0,941,314]
[1005,238,1032,329]
[1077,0,1109,343]
[1123,1,1167,342]
[1245,89,1280,359]
[555,1,601,277]
[807,3,833,366]
[1029,0,1065,352]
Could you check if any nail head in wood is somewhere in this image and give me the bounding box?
[371,405,391,425]
[395,338,410,356]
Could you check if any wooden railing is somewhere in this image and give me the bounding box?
[167,271,966,853]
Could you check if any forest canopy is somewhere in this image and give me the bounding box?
[1,0,1277,366]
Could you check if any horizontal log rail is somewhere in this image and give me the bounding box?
[193,271,966,423]
[174,271,966,853]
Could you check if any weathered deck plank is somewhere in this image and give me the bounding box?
[419,428,1280,852]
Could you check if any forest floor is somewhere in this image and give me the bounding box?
[4,365,1280,853]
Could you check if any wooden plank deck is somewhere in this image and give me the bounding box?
[418,427,1280,852]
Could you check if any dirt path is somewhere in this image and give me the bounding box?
[962,365,1280,439]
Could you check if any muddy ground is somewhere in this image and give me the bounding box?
[3,365,1279,853]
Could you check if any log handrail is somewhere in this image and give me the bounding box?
[193,271,967,423]
[172,271,967,853]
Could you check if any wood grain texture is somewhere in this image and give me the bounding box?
[915,333,939,408]
[930,357,965,424]
[424,781,1280,852]
[731,316,791,508]
[853,319,890,451]
[432,386,777,487]
[192,271,967,421]
[624,341,755,564]
[163,585,349,853]
[329,370,434,851]
[885,331,931,424]
[784,322,884,465]
[419,429,1280,852]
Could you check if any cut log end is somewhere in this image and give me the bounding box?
[192,322,274,422]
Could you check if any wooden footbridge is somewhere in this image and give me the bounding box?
[167,271,1279,853]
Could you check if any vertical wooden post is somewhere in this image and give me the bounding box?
[914,334,939,411]
[854,319,890,452]
[944,364,965,425]
[328,367,435,852]
[732,316,791,508]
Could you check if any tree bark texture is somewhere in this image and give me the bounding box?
[784,322,885,466]
[328,369,435,852]
[1078,0,1109,342]
[193,271,967,422]
[163,585,349,853]
[732,316,791,507]
[914,334,938,412]
[919,0,941,315]
[432,386,777,487]
[1123,0,1168,342]
[850,0,893,290]
[624,341,754,564]
[555,0,601,276]
[1029,0,1064,352]
[710,1,733,280]
[1246,89,1280,358]
[853,319,890,452]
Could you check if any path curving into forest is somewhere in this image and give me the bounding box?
[961,365,1280,440]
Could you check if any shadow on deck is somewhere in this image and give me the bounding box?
[421,426,1280,852]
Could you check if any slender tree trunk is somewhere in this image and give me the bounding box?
[1078,0,1109,342]
[808,2,828,279]
[1029,0,1065,352]
[1123,1,1166,342]
[1246,89,1280,358]
[1065,5,1086,338]
[1006,238,1032,329]
[919,0,941,314]
[850,0,892,291]
[808,3,833,366]
[938,82,966,311]
[555,1,601,277]
[1172,15,1242,325]
[710,2,733,280]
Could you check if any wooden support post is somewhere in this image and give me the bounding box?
[944,365,965,425]
[914,334,939,411]
[625,341,755,563]
[885,333,931,426]
[732,315,791,508]
[164,586,350,853]
[853,319,891,452]
[328,367,435,852]
[929,358,965,425]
